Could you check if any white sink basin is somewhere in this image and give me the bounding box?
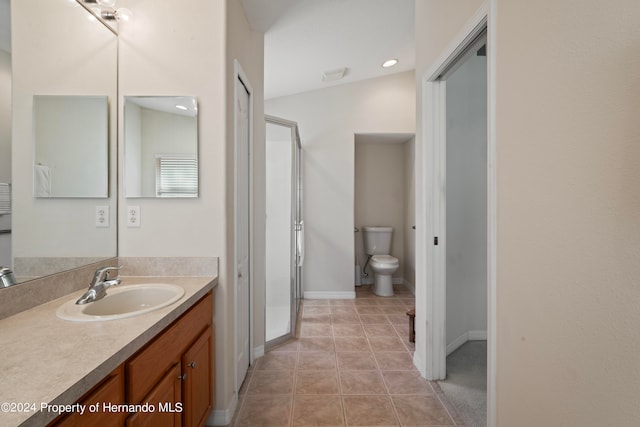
[56,283,185,322]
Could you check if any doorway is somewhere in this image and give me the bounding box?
[416,7,495,426]
[264,115,304,348]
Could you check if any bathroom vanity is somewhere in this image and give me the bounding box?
[0,276,216,427]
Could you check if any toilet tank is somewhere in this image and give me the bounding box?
[362,226,393,255]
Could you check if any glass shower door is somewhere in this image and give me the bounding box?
[265,115,303,347]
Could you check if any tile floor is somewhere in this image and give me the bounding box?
[229,285,463,426]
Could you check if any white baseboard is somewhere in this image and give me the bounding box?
[360,277,405,286]
[447,330,487,356]
[209,392,238,426]
[304,291,356,299]
[253,345,265,359]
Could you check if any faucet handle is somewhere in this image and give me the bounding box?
[93,265,122,281]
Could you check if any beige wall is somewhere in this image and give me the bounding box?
[417,0,640,425]
[0,49,10,184]
[495,1,640,425]
[117,0,230,421]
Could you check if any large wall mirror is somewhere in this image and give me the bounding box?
[124,96,199,198]
[0,0,118,283]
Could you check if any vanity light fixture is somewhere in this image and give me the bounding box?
[101,7,133,22]
[382,58,399,68]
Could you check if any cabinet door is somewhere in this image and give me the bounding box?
[51,366,124,427]
[126,364,182,427]
[182,326,213,427]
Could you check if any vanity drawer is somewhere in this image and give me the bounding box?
[126,292,213,403]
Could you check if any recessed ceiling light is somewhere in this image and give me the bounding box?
[176,105,188,111]
[382,59,399,68]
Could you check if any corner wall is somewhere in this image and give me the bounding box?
[266,71,415,298]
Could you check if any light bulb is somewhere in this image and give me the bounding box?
[96,0,116,7]
[116,8,133,22]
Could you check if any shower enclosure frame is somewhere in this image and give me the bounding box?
[264,115,304,349]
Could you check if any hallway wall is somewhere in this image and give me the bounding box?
[416,0,640,425]
[265,71,415,298]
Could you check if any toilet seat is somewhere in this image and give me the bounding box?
[371,255,398,267]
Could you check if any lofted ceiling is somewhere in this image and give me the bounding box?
[240,0,415,100]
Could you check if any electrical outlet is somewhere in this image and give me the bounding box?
[96,206,109,228]
[127,206,141,228]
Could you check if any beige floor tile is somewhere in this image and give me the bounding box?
[379,305,410,315]
[304,306,332,316]
[363,324,397,337]
[271,339,301,352]
[330,299,355,306]
[343,395,399,426]
[355,305,383,314]
[292,395,345,426]
[304,299,330,306]
[386,314,409,325]
[331,306,358,315]
[302,314,332,324]
[298,351,337,370]
[359,314,390,324]
[336,352,377,370]
[373,352,416,371]
[301,323,333,336]
[354,298,379,306]
[256,351,298,370]
[331,313,361,324]
[376,298,405,306]
[339,370,386,395]
[381,371,432,395]
[332,324,365,337]
[334,336,371,352]
[391,395,454,426]
[248,370,295,395]
[368,336,405,352]
[235,394,293,426]
[300,336,335,352]
[295,370,340,394]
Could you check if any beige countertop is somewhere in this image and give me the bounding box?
[0,276,217,427]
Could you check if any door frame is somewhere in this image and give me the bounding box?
[233,59,254,396]
[414,1,497,425]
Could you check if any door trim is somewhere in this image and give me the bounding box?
[233,59,254,395]
[415,1,497,426]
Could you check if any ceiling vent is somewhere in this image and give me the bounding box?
[322,67,348,82]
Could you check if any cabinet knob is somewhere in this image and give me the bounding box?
[179,373,187,381]
[188,361,197,369]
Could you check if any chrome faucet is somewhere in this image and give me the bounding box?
[75,266,122,305]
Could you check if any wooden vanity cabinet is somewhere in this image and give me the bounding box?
[48,292,214,427]
[51,366,125,427]
[126,292,214,427]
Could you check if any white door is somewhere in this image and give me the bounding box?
[235,75,251,390]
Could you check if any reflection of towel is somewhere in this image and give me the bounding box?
[0,183,10,214]
[34,165,51,197]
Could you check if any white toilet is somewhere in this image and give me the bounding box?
[363,226,399,297]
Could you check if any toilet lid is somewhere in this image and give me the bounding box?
[371,255,398,266]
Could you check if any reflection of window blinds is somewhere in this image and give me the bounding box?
[155,155,198,197]
[0,183,10,214]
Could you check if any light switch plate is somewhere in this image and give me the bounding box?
[127,206,141,228]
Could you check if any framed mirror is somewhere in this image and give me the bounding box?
[124,96,198,198]
[2,0,118,283]
[33,95,109,198]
